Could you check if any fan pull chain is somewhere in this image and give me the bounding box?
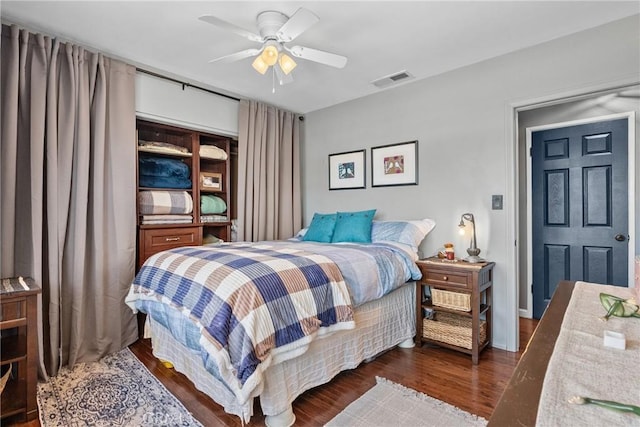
[272,68,276,94]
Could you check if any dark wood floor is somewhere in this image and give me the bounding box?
[13,318,538,427]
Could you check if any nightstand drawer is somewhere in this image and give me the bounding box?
[422,271,469,289]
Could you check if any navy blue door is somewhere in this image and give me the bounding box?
[532,118,628,319]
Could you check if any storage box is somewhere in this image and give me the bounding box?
[423,312,487,350]
[431,289,471,311]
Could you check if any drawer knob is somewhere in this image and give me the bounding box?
[165,237,180,242]
[443,276,448,281]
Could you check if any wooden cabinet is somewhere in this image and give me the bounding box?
[0,277,41,423]
[136,119,233,268]
[415,257,494,364]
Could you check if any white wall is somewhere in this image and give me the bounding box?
[302,15,640,351]
[135,71,239,136]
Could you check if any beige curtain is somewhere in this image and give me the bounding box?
[237,99,302,241]
[0,24,138,377]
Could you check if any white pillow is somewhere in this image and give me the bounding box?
[371,218,436,251]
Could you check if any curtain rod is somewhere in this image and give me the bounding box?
[137,68,240,102]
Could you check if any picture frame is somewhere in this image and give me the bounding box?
[200,172,222,191]
[328,149,366,190]
[371,140,418,187]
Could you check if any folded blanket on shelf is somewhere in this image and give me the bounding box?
[200,145,228,160]
[141,214,193,221]
[139,175,192,189]
[201,215,228,223]
[138,140,191,155]
[141,219,193,225]
[138,191,193,215]
[139,156,192,189]
[201,195,227,214]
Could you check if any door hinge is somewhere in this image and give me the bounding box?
[529,147,533,157]
[531,284,534,294]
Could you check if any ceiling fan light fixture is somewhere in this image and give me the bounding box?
[261,43,279,66]
[252,55,269,74]
[279,53,297,75]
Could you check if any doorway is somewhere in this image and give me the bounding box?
[515,86,639,321]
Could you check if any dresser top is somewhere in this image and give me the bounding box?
[0,277,41,297]
[417,256,494,270]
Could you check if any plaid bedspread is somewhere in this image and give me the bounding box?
[126,243,354,404]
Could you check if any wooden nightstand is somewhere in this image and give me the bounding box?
[1,277,41,422]
[415,257,495,364]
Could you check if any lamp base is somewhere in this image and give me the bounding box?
[464,255,485,264]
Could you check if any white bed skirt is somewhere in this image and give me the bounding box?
[147,282,416,425]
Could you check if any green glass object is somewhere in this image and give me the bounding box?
[599,293,640,320]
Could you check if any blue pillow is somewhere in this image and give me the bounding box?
[331,209,376,243]
[302,213,337,243]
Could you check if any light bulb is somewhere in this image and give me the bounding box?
[252,56,269,75]
[261,45,279,66]
[278,53,297,75]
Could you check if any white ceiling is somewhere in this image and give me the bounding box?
[2,1,638,114]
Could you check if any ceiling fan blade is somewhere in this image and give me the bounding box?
[208,48,261,64]
[274,64,294,85]
[199,15,263,42]
[288,46,347,69]
[276,8,319,42]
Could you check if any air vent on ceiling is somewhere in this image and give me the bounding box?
[371,70,414,89]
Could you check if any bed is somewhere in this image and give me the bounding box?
[126,215,435,426]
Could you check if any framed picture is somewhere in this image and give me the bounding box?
[371,140,418,187]
[200,172,222,191]
[328,149,366,190]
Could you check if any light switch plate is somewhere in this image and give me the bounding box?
[492,195,503,210]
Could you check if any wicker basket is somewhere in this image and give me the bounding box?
[423,312,487,350]
[431,289,471,311]
[0,363,11,395]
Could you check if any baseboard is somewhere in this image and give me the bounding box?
[519,308,531,319]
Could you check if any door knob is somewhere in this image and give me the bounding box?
[614,234,626,242]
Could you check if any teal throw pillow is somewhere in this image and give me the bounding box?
[331,209,377,243]
[302,213,337,243]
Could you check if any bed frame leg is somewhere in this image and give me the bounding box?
[265,406,296,427]
[397,337,415,348]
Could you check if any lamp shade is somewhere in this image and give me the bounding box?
[279,53,297,75]
[252,56,269,75]
[261,44,279,66]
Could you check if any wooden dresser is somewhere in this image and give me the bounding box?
[488,281,575,426]
[0,277,41,423]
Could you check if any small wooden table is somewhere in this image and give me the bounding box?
[0,277,41,423]
[415,257,495,364]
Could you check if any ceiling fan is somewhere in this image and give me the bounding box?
[198,8,348,86]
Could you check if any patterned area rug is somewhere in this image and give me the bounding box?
[37,348,202,426]
[325,377,487,427]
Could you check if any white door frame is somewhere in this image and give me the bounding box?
[521,112,636,318]
[504,80,638,351]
